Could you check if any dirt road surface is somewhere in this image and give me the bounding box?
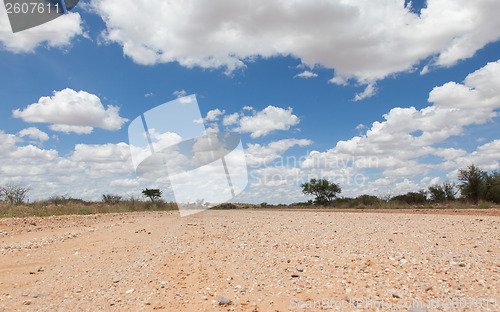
[0,210,499,311]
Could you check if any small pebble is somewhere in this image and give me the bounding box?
[217,296,231,305]
[408,306,428,312]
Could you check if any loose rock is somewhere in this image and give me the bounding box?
[217,296,231,305]
[32,293,49,298]
[408,306,428,312]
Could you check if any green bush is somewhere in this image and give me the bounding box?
[212,203,238,209]
[457,165,500,204]
[390,190,427,205]
[102,194,122,203]
[355,194,382,206]
[477,202,491,209]
[485,171,500,203]
[458,164,487,204]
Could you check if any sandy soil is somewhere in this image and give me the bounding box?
[0,209,498,311]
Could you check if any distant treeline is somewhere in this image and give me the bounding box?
[1,164,499,218]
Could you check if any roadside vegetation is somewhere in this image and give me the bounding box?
[0,192,177,218]
[291,164,499,209]
[1,164,499,218]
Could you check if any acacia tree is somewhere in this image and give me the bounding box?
[428,185,446,202]
[142,188,162,202]
[0,184,31,205]
[485,171,500,203]
[428,181,457,202]
[301,178,341,206]
[442,181,458,200]
[458,164,486,204]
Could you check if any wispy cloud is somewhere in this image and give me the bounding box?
[353,84,376,101]
[173,90,187,98]
[294,70,318,79]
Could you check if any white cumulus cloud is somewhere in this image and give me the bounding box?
[0,6,84,53]
[246,138,312,167]
[91,0,500,93]
[234,106,299,138]
[13,88,128,134]
[18,127,49,143]
[205,108,225,122]
[302,59,500,182]
[222,112,240,126]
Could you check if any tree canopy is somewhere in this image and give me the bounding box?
[142,188,162,202]
[458,164,487,204]
[428,181,457,202]
[0,184,30,205]
[301,178,341,205]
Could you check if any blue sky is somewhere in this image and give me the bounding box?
[1,0,499,204]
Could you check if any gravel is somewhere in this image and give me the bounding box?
[217,295,231,305]
[0,210,498,311]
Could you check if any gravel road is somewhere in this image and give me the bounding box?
[0,210,498,311]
